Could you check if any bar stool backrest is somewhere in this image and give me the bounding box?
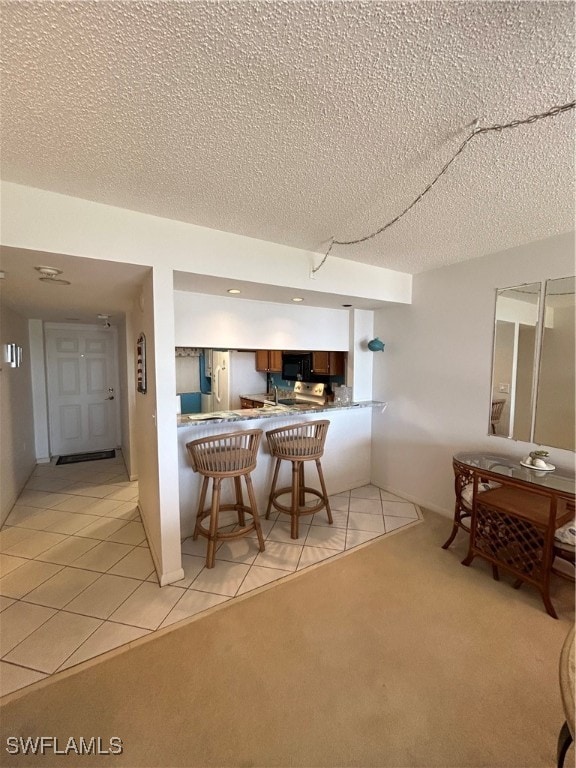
[266,420,329,461]
[186,429,262,478]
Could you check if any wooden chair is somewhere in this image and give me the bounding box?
[265,420,333,539]
[552,541,576,582]
[186,429,265,568]
[443,457,500,550]
[552,505,576,583]
[491,399,506,434]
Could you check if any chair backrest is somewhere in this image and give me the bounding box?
[186,429,262,477]
[491,399,506,423]
[266,420,330,460]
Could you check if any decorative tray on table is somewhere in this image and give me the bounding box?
[520,460,556,472]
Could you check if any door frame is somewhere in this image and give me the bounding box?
[44,322,121,457]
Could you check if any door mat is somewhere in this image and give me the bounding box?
[56,450,116,465]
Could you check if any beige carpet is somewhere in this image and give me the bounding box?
[1,509,574,768]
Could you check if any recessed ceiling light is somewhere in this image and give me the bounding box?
[292,297,304,302]
[227,288,241,294]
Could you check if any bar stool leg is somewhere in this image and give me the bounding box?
[206,478,221,569]
[290,460,300,539]
[245,474,265,552]
[298,463,306,508]
[234,476,246,526]
[266,458,281,519]
[193,476,209,541]
[315,458,333,524]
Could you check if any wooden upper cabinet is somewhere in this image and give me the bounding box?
[255,350,282,372]
[256,349,345,375]
[255,350,268,371]
[312,351,345,376]
[269,350,283,371]
[311,351,330,374]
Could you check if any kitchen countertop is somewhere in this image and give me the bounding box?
[241,392,284,405]
[177,399,387,427]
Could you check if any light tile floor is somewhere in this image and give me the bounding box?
[0,453,421,697]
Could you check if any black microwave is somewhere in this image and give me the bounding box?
[282,352,312,381]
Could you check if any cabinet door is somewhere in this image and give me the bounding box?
[329,352,345,376]
[312,351,330,374]
[255,350,269,371]
[269,350,283,372]
[255,350,283,371]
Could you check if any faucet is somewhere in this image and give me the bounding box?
[273,385,278,405]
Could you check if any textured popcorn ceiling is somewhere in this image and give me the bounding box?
[1,0,574,275]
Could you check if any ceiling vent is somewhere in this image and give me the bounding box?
[34,266,71,285]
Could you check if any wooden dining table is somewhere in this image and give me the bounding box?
[450,453,575,618]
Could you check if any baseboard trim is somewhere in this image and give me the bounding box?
[138,504,185,586]
[158,567,186,586]
[373,483,452,518]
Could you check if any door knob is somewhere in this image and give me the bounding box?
[106,395,115,400]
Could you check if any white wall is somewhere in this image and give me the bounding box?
[133,268,183,585]
[0,304,36,523]
[174,291,350,350]
[370,231,575,516]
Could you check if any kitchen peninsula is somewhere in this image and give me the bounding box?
[177,398,386,539]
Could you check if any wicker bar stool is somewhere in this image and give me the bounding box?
[186,429,265,568]
[265,420,333,539]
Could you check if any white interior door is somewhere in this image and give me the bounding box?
[46,325,119,456]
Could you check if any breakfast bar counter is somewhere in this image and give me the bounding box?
[177,399,387,428]
[177,400,386,539]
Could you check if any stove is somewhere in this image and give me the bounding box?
[278,381,325,407]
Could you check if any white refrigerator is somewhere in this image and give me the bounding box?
[201,350,230,412]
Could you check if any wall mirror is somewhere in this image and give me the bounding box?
[489,276,575,451]
[534,276,575,450]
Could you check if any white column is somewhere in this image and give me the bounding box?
[29,319,50,462]
[348,309,375,401]
[135,266,184,585]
